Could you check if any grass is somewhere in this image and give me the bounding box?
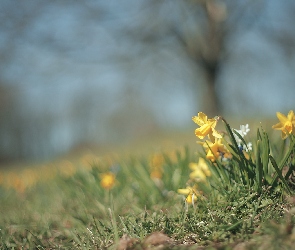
[0,114,295,249]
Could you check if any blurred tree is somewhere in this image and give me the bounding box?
[125,0,295,116]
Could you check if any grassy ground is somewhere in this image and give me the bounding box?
[0,118,295,249]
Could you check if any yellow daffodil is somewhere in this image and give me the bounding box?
[189,158,211,181]
[202,138,231,162]
[272,110,295,139]
[177,186,199,204]
[192,112,222,142]
[100,172,116,190]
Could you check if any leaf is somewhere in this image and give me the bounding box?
[261,128,270,177]
[222,118,249,170]
[269,155,292,194]
[284,164,295,181]
[255,140,263,193]
[222,118,240,151]
[225,220,243,231]
[278,138,295,170]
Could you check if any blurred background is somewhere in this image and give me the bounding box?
[1,0,295,162]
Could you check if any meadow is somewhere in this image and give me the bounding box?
[0,111,295,249]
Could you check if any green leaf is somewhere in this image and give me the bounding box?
[278,138,295,170]
[271,137,295,187]
[260,128,270,177]
[269,155,292,194]
[221,118,249,169]
[255,140,263,193]
[222,118,240,152]
[284,164,295,181]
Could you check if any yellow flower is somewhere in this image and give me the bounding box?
[272,110,295,139]
[100,172,116,190]
[189,158,211,181]
[150,153,164,179]
[202,138,231,162]
[178,186,199,204]
[192,112,222,142]
[150,169,163,179]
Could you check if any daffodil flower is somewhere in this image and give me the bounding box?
[272,110,295,139]
[233,124,252,152]
[189,158,211,181]
[202,138,231,162]
[178,186,199,204]
[243,142,252,152]
[192,112,222,142]
[233,124,250,144]
[238,124,250,137]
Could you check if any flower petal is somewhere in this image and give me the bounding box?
[195,124,212,139]
[177,188,190,195]
[281,131,288,140]
[198,112,208,122]
[192,116,202,126]
[212,128,222,138]
[272,122,283,130]
[276,112,288,124]
[189,169,206,180]
[189,162,198,170]
[287,110,295,121]
[192,112,207,126]
[186,194,193,204]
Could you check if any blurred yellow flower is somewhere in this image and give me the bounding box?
[202,138,231,162]
[192,112,222,142]
[272,110,295,139]
[150,153,164,179]
[100,172,116,190]
[189,158,211,181]
[178,186,199,204]
[150,169,163,179]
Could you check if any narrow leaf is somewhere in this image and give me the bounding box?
[269,155,292,194]
[256,140,262,193]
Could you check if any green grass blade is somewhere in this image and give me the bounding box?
[222,118,240,151]
[270,137,295,187]
[261,128,270,177]
[284,164,295,181]
[269,155,292,194]
[278,138,295,170]
[255,140,262,193]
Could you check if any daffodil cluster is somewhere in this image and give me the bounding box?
[178,109,295,206]
[193,112,231,162]
[178,112,231,204]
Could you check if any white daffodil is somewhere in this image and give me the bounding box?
[233,124,252,152]
[243,142,252,152]
[239,124,250,137]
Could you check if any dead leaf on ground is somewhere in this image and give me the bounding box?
[117,234,138,250]
[143,232,172,246]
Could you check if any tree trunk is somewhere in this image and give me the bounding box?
[201,61,221,117]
